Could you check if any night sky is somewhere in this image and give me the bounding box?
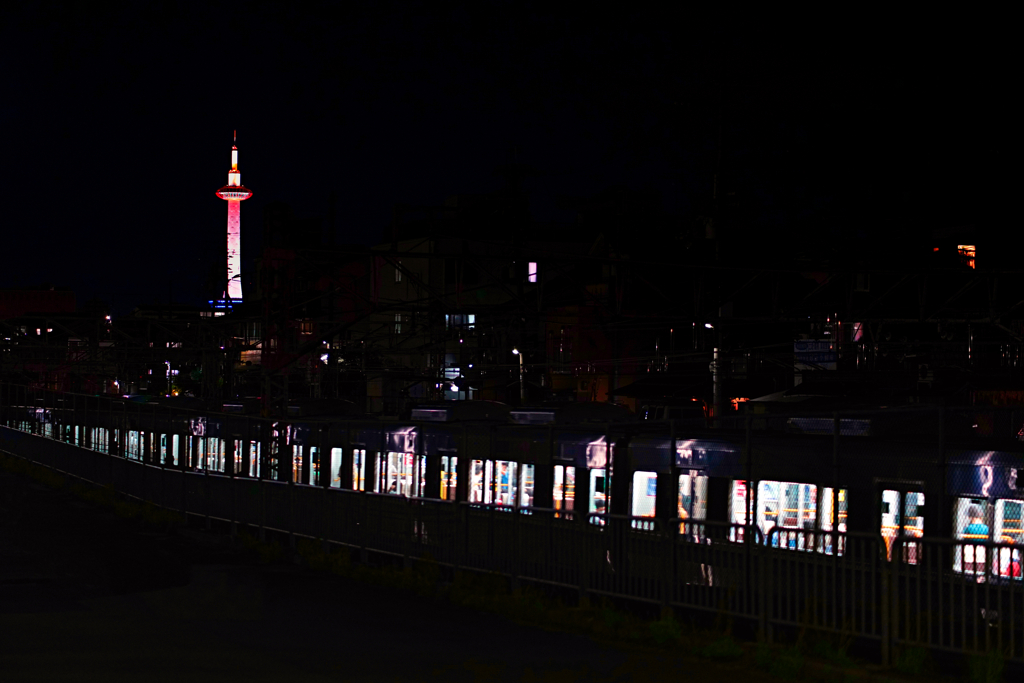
[1,4,1012,314]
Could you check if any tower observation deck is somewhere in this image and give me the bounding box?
[215,132,252,303]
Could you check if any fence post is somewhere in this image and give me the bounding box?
[661,518,673,613]
[882,539,894,667]
[403,496,411,570]
[511,498,522,593]
[229,433,238,539]
[258,418,267,542]
[832,412,841,634]
[359,490,368,565]
[744,414,754,617]
[577,513,590,607]
[320,424,330,554]
[761,531,772,643]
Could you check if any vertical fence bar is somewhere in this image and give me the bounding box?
[881,543,891,666]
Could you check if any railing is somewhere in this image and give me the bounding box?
[891,536,1024,661]
[2,397,1024,666]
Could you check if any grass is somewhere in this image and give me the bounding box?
[967,649,1004,683]
[755,641,806,678]
[2,450,1009,682]
[894,646,931,677]
[0,452,184,530]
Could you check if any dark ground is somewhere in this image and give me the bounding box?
[0,461,796,682]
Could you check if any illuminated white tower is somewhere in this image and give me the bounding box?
[215,132,252,301]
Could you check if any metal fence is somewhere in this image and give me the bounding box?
[2,385,1024,667]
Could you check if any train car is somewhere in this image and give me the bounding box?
[947,448,1024,581]
[9,385,1024,586]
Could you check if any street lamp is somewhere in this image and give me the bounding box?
[512,347,525,403]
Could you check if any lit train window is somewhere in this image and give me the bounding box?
[519,464,535,508]
[553,465,575,517]
[678,472,707,534]
[631,471,657,530]
[758,481,818,549]
[92,428,106,454]
[469,460,518,505]
[494,461,517,506]
[391,452,406,495]
[728,480,750,542]
[953,498,989,576]
[904,492,925,538]
[201,437,220,472]
[729,480,749,525]
[166,435,174,466]
[292,445,302,483]
[352,448,366,491]
[330,448,342,488]
[309,446,319,485]
[440,455,456,500]
[469,460,485,502]
[248,441,259,477]
[413,454,426,496]
[373,453,384,492]
[881,489,924,563]
[995,500,1024,545]
[589,468,608,519]
[268,439,280,479]
[631,471,657,519]
[821,488,847,532]
[383,452,424,497]
[880,489,900,555]
[994,500,1023,580]
[821,488,848,555]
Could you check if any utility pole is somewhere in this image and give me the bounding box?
[711,347,724,427]
[513,347,525,404]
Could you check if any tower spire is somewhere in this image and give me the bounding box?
[216,132,252,304]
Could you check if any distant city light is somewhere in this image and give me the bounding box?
[957,244,976,269]
[704,323,713,329]
[512,348,519,355]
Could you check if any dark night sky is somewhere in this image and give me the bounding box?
[0,4,1013,314]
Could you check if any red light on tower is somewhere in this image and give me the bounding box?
[215,131,252,301]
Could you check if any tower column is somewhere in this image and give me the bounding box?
[227,200,242,300]
[215,132,252,307]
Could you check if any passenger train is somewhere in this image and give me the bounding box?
[6,394,1024,582]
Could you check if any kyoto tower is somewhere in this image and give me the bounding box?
[215,132,252,302]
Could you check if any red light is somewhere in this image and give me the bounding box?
[933,247,940,252]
